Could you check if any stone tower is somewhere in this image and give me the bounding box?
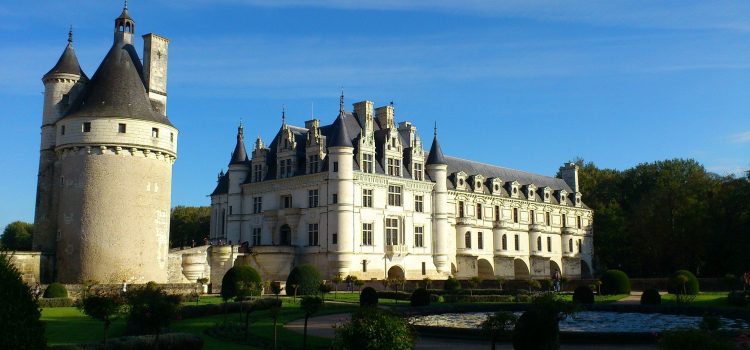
[327,94,355,276]
[34,5,178,283]
[426,127,450,274]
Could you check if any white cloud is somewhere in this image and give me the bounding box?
[730,131,750,143]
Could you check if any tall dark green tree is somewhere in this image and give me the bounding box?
[1,221,34,251]
[169,206,211,248]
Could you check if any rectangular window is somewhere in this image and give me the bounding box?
[253,196,263,214]
[308,223,319,246]
[530,210,536,224]
[545,212,551,226]
[414,226,424,247]
[308,155,319,174]
[513,208,519,223]
[362,153,374,173]
[476,203,482,219]
[281,195,292,209]
[465,232,472,248]
[253,164,263,182]
[577,216,582,229]
[362,223,373,246]
[494,205,500,221]
[61,125,66,135]
[280,159,293,178]
[229,206,233,215]
[514,234,520,251]
[170,132,174,142]
[252,227,261,246]
[308,189,319,208]
[413,163,423,181]
[422,262,426,275]
[385,218,399,245]
[118,123,126,133]
[458,201,465,218]
[414,195,424,213]
[332,233,338,244]
[547,236,552,252]
[362,259,367,273]
[362,189,373,208]
[151,127,159,138]
[387,185,402,206]
[332,193,338,204]
[478,232,484,249]
[387,158,401,176]
[83,122,91,133]
[333,161,338,172]
[562,214,567,227]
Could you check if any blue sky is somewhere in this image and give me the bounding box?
[1,0,749,230]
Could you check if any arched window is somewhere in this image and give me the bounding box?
[465,231,471,249]
[502,234,507,250]
[568,239,573,253]
[536,236,542,251]
[547,236,552,252]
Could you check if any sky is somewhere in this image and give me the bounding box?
[0,0,748,230]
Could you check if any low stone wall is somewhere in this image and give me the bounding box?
[7,251,41,285]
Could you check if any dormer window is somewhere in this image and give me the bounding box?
[508,181,520,198]
[455,172,468,191]
[541,187,552,203]
[362,153,374,173]
[61,125,66,135]
[558,190,568,206]
[413,162,423,181]
[490,178,503,195]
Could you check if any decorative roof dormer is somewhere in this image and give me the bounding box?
[276,108,298,178]
[507,180,520,198]
[541,186,552,203]
[250,134,268,182]
[470,174,485,193]
[398,121,425,180]
[114,1,135,44]
[574,192,583,207]
[524,184,537,201]
[489,178,504,195]
[454,171,468,191]
[354,100,376,173]
[557,189,569,206]
[305,118,326,174]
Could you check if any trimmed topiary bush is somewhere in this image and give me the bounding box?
[44,282,68,298]
[285,264,322,296]
[444,276,461,294]
[668,270,700,295]
[410,288,431,307]
[360,287,378,307]
[333,307,415,350]
[640,288,661,305]
[572,285,594,304]
[512,305,559,349]
[221,265,262,301]
[599,270,631,295]
[0,252,46,349]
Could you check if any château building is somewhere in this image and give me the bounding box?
[210,95,593,281]
[33,5,177,283]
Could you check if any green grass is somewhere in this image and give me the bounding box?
[41,307,126,346]
[661,292,730,307]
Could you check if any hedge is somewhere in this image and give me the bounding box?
[44,283,68,298]
[600,270,631,295]
[668,270,700,295]
[49,332,203,350]
[410,288,431,307]
[572,286,594,304]
[179,298,279,319]
[443,294,514,303]
[38,297,75,308]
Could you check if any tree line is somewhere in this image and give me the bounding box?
[568,158,750,277]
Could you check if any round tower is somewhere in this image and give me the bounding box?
[34,28,88,258]
[53,6,178,283]
[426,126,450,274]
[327,94,354,276]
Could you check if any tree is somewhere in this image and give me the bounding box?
[0,251,46,349]
[481,311,517,350]
[169,206,211,248]
[1,221,33,251]
[300,296,324,350]
[333,307,415,350]
[80,292,124,345]
[124,283,181,350]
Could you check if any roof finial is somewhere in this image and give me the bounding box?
[68,26,73,44]
[281,105,286,125]
[124,0,128,10]
[434,121,437,137]
[339,88,345,114]
[237,119,244,138]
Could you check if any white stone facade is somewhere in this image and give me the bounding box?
[210,98,593,281]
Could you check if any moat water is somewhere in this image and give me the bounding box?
[409,311,750,333]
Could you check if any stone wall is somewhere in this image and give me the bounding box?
[8,252,41,284]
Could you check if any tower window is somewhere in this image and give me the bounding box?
[547,236,552,252]
[82,122,91,133]
[152,127,159,138]
[502,234,507,250]
[478,232,484,249]
[170,132,174,142]
[118,123,127,133]
[537,236,542,251]
[61,125,66,135]
[465,231,471,249]
[362,189,373,208]
[333,161,338,172]
[476,203,482,219]
[332,194,338,204]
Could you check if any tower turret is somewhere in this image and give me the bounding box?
[327,93,355,276]
[227,122,249,243]
[114,2,135,44]
[33,28,87,260]
[426,125,450,274]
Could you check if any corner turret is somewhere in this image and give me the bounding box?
[426,125,450,273]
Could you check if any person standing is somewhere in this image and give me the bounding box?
[552,270,561,292]
[121,280,128,294]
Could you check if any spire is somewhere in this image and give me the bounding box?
[339,89,345,115]
[426,122,447,165]
[229,122,249,165]
[114,1,135,42]
[328,94,353,148]
[68,26,73,44]
[281,105,286,126]
[43,29,87,80]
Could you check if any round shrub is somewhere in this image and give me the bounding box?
[443,276,461,294]
[285,264,322,296]
[599,270,631,295]
[410,288,430,307]
[360,287,378,307]
[333,307,415,349]
[0,253,46,349]
[640,288,661,305]
[512,307,559,349]
[44,282,68,298]
[572,285,594,304]
[668,270,699,295]
[221,265,262,301]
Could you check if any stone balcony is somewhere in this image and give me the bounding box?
[493,220,511,230]
[456,217,473,226]
[562,227,579,235]
[385,244,408,257]
[529,223,545,233]
[562,250,580,258]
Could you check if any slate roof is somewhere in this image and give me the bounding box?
[211,173,229,196]
[44,41,87,79]
[62,36,173,126]
[229,125,249,165]
[426,135,446,165]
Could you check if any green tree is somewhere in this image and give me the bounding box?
[0,251,46,349]
[481,311,517,350]
[79,292,124,345]
[169,206,211,248]
[333,307,415,350]
[300,296,324,350]
[1,221,33,251]
[331,273,343,299]
[124,283,181,350]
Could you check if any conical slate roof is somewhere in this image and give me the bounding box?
[63,37,172,126]
[327,94,353,148]
[426,134,447,165]
[44,38,87,79]
[229,124,249,165]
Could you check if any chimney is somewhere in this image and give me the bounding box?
[559,162,579,193]
[142,33,170,116]
[375,104,394,129]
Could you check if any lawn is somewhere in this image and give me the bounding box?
[660,292,730,307]
[42,297,357,350]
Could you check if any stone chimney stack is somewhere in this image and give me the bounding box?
[559,162,579,193]
[375,104,394,129]
[142,33,169,115]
